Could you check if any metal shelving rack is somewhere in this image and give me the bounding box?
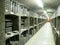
[5,0,46,45]
[5,15,19,45]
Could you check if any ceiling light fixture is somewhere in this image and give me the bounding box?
[35,0,43,8]
[44,11,49,18]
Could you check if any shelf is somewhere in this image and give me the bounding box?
[5,12,16,16]
[5,19,12,22]
[21,16,28,18]
[29,26,34,29]
[21,28,28,33]
[5,31,19,39]
[5,15,19,32]
[34,25,37,27]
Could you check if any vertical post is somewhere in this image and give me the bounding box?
[19,16,21,45]
[55,17,56,27]
[0,0,5,45]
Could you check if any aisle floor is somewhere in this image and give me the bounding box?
[25,22,55,45]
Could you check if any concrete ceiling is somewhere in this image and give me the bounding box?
[43,0,60,9]
[17,0,60,18]
[17,0,43,10]
[17,0,60,9]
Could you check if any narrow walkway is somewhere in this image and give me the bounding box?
[25,22,55,45]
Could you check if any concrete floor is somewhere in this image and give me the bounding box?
[25,22,55,45]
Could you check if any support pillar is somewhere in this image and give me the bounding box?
[0,0,5,45]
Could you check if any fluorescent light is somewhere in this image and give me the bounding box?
[44,11,49,18]
[35,0,43,8]
[47,9,55,12]
[47,9,52,12]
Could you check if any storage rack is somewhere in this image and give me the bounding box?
[5,0,46,45]
[5,14,19,45]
